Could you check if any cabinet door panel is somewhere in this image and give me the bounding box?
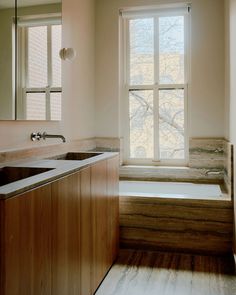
[107,156,119,264]
[3,185,52,295]
[91,160,109,292]
[80,167,92,295]
[52,173,80,295]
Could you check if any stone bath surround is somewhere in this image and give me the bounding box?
[119,138,234,196]
[0,137,233,196]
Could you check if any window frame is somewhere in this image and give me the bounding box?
[120,7,191,166]
[17,14,62,121]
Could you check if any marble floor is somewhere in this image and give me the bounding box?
[95,249,236,295]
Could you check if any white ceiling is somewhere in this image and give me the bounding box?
[0,0,60,9]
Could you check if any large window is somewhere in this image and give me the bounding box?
[17,15,62,120]
[121,6,190,165]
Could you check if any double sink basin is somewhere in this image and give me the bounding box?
[0,152,102,187]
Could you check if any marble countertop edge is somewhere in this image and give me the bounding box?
[0,152,118,200]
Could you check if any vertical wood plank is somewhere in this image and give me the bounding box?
[3,185,52,295]
[107,156,120,265]
[80,167,92,295]
[0,200,5,295]
[91,160,108,292]
[52,173,80,295]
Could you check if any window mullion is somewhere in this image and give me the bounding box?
[153,16,160,161]
[22,28,29,120]
[129,85,155,90]
[125,19,131,161]
[126,19,130,88]
[25,28,29,88]
[47,25,52,87]
[158,84,185,90]
[46,87,51,120]
[47,25,52,120]
[185,13,190,163]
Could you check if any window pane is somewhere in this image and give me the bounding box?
[52,25,62,87]
[28,26,48,87]
[50,92,62,120]
[159,16,185,84]
[129,90,154,158]
[129,18,154,86]
[26,93,46,120]
[159,89,185,159]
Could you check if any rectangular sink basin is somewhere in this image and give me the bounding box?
[0,167,54,187]
[49,152,103,161]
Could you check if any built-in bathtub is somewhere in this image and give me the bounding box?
[119,180,226,200]
[119,180,233,255]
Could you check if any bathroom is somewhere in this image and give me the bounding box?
[0,0,235,294]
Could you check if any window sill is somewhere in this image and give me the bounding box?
[120,165,190,170]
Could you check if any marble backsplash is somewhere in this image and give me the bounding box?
[189,138,225,170]
[224,141,234,198]
[0,138,96,164]
[91,137,233,193]
[0,137,233,196]
[118,138,233,195]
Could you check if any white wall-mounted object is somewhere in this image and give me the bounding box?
[59,48,76,61]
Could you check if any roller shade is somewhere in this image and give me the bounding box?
[120,4,191,18]
[17,14,61,27]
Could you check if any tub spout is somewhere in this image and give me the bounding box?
[205,170,223,176]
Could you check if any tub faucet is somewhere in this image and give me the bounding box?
[205,170,223,176]
[31,132,66,143]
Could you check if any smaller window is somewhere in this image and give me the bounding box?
[17,15,62,120]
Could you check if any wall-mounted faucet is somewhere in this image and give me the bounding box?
[31,132,66,143]
[205,170,223,176]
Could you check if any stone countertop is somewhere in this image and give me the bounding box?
[0,152,118,200]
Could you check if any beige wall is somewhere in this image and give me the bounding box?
[0,0,95,150]
[227,0,236,253]
[0,0,227,149]
[95,0,225,138]
[225,0,230,141]
[0,7,15,120]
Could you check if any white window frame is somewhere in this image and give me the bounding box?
[17,14,62,120]
[120,5,191,166]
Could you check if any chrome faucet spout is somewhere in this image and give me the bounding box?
[31,132,66,143]
[42,132,66,143]
[205,170,223,176]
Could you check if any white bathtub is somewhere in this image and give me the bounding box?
[119,181,223,200]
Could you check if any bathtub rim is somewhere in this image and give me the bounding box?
[119,180,230,202]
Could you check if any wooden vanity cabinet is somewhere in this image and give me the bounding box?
[106,157,119,265]
[91,156,119,293]
[51,172,81,295]
[80,167,93,295]
[0,156,119,295]
[91,160,109,291]
[0,185,52,295]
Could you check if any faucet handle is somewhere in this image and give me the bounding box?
[31,132,42,141]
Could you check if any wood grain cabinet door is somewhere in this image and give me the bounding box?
[80,167,93,295]
[107,156,119,265]
[51,173,81,295]
[91,160,109,292]
[1,184,52,295]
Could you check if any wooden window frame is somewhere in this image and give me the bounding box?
[17,14,62,120]
[120,6,191,166]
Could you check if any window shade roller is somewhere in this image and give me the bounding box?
[17,14,61,27]
[120,4,191,18]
